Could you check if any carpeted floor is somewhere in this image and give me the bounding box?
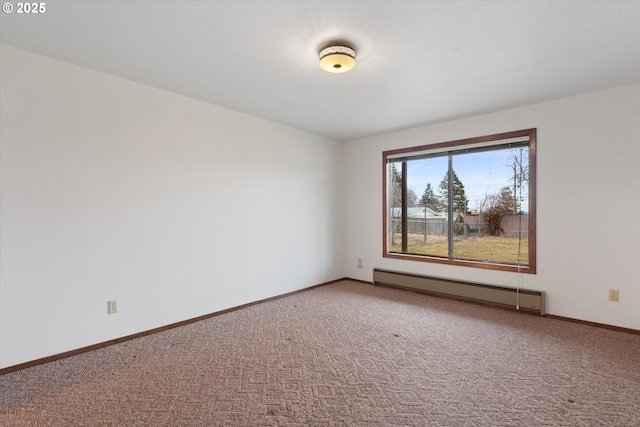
[1,280,639,426]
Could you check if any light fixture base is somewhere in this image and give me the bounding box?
[319,45,356,73]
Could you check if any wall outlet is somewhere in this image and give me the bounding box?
[357,258,363,269]
[108,299,118,314]
[608,289,619,302]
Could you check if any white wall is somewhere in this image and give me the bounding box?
[2,44,639,370]
[344,83,640,330]
[0,45,345,369]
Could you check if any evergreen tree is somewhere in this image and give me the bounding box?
[390,164,403,209]
[419,183,442,211]
[437,170,469,214]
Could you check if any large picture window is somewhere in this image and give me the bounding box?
[383,129,536,273]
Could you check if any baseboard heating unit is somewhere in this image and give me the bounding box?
[373,268,545,315]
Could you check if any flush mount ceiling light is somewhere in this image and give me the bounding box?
[319,44,356,73]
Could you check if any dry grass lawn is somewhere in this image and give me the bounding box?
[392,235,528,265]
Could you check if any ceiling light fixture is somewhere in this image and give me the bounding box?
[319,44,356,73]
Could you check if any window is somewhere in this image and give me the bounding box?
[383,129,536,273]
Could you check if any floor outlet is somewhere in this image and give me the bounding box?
[108,299,118,314]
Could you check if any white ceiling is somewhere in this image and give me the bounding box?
[1,1,639,141]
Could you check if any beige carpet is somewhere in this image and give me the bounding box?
[2,280,639,426]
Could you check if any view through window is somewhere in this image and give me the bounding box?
[383,129,536,273]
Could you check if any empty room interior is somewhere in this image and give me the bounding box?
[1,1,639,425]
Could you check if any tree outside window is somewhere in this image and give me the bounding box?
[384,129,536,273]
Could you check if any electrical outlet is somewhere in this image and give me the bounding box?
[357,258,363,269]
[108,299,118,314]
[608,289,619,302]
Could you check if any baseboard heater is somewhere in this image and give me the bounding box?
[373,268,545,315]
